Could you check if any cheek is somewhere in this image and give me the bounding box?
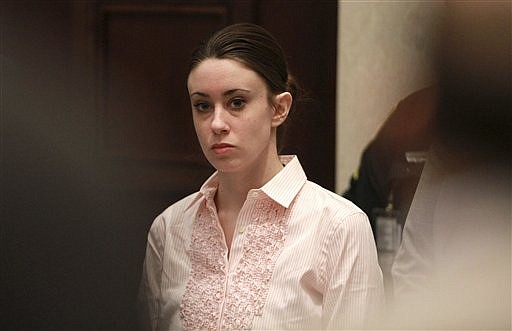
[257,108,276,133]
[244,116,273,139]
[192,119,207,142]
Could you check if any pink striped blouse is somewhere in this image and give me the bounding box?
[139,156,384,330]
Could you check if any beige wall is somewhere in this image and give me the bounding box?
[336,1,444,193]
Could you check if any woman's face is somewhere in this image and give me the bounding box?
[187,58,279,174]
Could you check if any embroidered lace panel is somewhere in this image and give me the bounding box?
[180,198,289,330]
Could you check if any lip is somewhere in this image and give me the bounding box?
[211,143,235,155]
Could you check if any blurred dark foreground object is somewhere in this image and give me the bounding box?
[389,2,511,329]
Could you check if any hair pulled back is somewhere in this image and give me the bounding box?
[189,23,300,112]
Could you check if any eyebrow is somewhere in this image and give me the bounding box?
[189,88,251,98]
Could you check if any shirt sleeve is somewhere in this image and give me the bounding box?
[321,211,384,329]
[138,215,166,331]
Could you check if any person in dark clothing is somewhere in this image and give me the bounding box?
[343,86,439,235]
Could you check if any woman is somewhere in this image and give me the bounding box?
[139,23,383,330]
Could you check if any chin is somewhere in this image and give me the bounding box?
[208,158,243,174]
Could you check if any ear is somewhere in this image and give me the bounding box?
[271,92,292,128]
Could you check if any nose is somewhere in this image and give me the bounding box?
[210,107,229,135]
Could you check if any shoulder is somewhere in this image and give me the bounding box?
[161,191,201,217]
[145,191,201,248]
[298,181,369,226]
[302,181,365,213]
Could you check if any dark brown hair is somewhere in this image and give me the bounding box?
[189,23,300,113]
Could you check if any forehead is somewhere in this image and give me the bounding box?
[187,58,267,95]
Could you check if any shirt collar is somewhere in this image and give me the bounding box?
[259,155,307,208]
[184,172,218,211]
[185,155,307,210]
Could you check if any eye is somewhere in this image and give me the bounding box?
[229,98,246,110]
[193,101,211,113]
